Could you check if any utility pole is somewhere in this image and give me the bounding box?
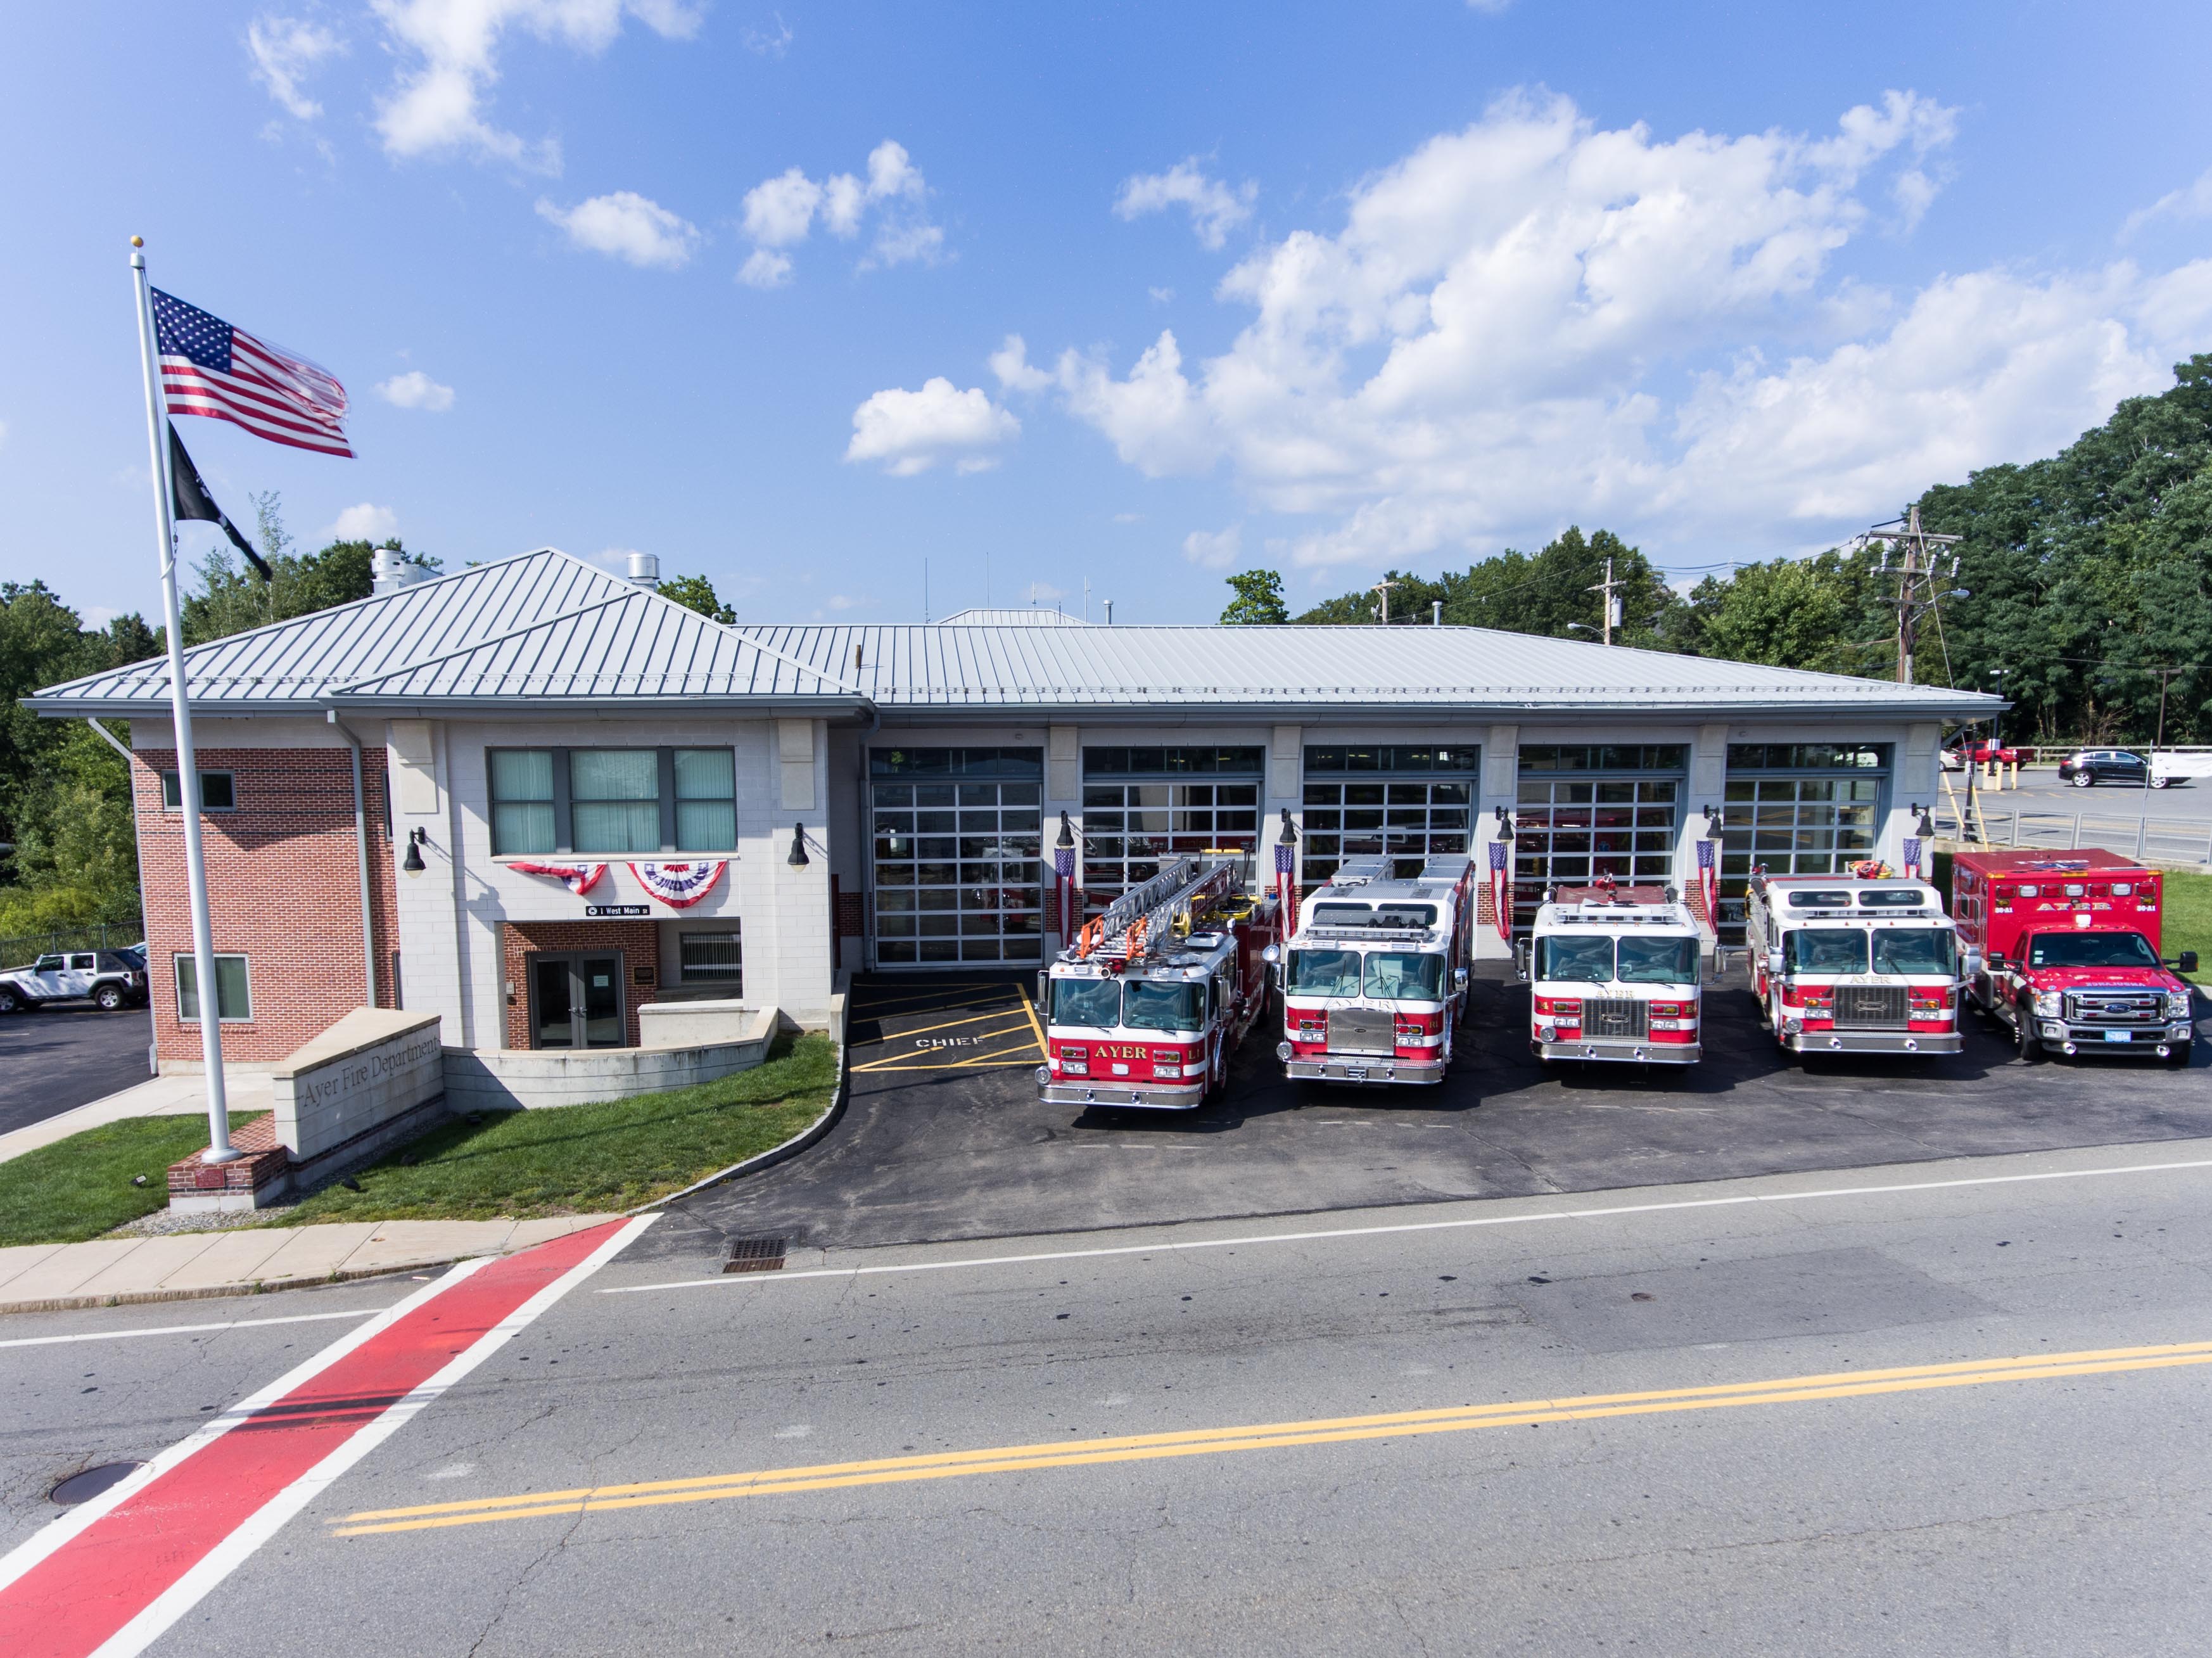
[1587,556,1624,646]
[1371,577,1399,624]
[1854,504,1964,685]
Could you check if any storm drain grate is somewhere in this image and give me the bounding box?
[723,1237,787,1274]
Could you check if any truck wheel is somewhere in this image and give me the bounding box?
[2070,768,2095,788]
[96,984,124,1011]
[2015,1005,2043,1063]
[2165,1044,2192,1068]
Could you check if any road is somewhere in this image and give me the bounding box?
[0,1004,153,1137]
[1959,763,2210,822]
[6,1142,2212,1655]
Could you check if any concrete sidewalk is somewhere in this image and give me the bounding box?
[0,1214,618,1315]
[0,1069,274,1166]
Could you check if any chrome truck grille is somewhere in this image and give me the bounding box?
[1833,985,1909,1028]
[1328,1005,1397,1055]
[1582,998,1647,1041]
[2064,988,2164,1025]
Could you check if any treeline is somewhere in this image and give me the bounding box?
[1224,353,2212,746]
[0,503,428,940]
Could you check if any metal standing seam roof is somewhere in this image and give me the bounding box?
[932,607,1090,626]
[29,545,2002,719]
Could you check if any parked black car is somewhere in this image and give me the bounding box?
[2056,748,2149,788]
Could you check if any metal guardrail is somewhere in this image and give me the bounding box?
[0,921,146,970]
[1934,806,2212,869]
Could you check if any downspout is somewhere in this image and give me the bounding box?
[326,710,379,1008]
[84,718,156,1075]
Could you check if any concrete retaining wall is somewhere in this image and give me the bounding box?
[443,1007,779,1110]
[274,1009,445,1159]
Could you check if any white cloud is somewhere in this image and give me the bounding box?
[247,15,345,120]
[536,191,701,268]
[1466,0,1512,12]
[370,0,704,171]
[742,11,792,56]
[1114,160,1257,250]
[1149,285,1174,304]
[737,249,793,289]
[327,502,400,541]
[845,379,1019,476]
[1181,525,1243,570]
[737,140,941,284]
[2123,165,2212,239]
[1023,89,2212,573]
[989,335,1052,393]
[376,369,456,411]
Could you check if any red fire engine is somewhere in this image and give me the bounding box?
[1264,854,1476,1086]
[1952,849,2197,1064]
[1744,871,1964,1056]
[1520,881,1705,1065]
[1034,856,1280,1110]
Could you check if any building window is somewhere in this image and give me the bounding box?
[1081,746,1266,777]
[678,929,744,989]
[1726,744,1891,772]
[1512,746,1688,932]
[870,748,1042,780]
[488,750,556,855]
[175,954,251,1022]
[1518,745,1689,773]
[160,771,236,811]
[870,751,1043,966]
[1300,746,1477,886]
[488,748,739,857]
[1720,744,1891,899]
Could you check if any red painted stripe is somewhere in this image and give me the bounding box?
[0,1221,624,1658]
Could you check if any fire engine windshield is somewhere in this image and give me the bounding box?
[1363,952,1446,1000]
[1122,980,1206,1032]
[2025,931,2161,969]
[1617,936,1700,984]
[1287,949,1363,997]
[1869,928,1956,976]
[1535,934,1617,983]
[1783,929,1869,974]
[1050,976,1123,1028]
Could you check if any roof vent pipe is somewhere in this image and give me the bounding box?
[628,551,660,590]
[371,547,409,596]
[1103,599,1114,626]
[1432,601,1443,626]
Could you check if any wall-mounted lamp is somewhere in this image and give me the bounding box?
[1057,810,1076,850]
[401,827,428,876]
[787,822,810,868]
[1706,805,1727,832]
[1492,805,1514,841]
[1910,803,1936,839]
[1278,807,1298,846]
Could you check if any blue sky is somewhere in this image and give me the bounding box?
[6,1,2212,628]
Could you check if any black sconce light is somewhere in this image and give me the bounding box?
[401,827,428,876]
[1057,810,1075,850]
[1910,803,1935,839]
[1707,805,1727,833]
[1278,807,1297,846]
[787,822,810,868]
[1493,805,1514,841]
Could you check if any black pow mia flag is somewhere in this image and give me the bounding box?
[168,423,271,580]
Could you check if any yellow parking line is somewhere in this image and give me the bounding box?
[873,1006,1029,1041]
[851,1040,1039,1075]
[331,1337,2212,1536]
[1020,992,1047,1054]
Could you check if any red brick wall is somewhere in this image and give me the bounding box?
[135,745,388,1064]
[500,921,661,1050]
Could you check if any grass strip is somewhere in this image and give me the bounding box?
[0,1113,258,1247]
[270,1033,839,1226]
[2164,870,2210,987]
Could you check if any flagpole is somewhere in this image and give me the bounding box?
[130,238,235,1163]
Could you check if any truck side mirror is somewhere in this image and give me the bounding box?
[1453,966,1470,991]
[1960,950,1982,984]
[1513,940,1530,981]
[1986,952,2006,972]
[2180,951,2200,975]
[1767,947,1784,978]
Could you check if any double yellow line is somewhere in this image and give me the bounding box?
[330,1338,2212,1538]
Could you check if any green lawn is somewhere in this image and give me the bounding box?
[0,1113,257,1248]
[2166,870,2211,986]
[272,1033,839,1226]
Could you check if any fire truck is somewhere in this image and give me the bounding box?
[1264,854,1475,1085]
[1518,881,1704,1065]
[1034,855,1280,1111]
[1744,870,1964,1056]
[1952,848,2198,1064]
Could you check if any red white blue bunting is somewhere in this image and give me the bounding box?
[509,860,607,895]
[629,861,727,908]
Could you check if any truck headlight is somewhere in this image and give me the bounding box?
[2033,990,2063,1018]
[2169,990,2194,1019]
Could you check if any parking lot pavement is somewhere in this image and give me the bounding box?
[0,1004,153,1137]
[648,964,2211,1265]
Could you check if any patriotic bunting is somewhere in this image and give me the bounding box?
[630,861,727,908]
[509,861,607,895]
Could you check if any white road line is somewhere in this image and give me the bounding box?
[0,1308,385,1350]
[602,1155,2212,1296]
[91,1214,661,1658]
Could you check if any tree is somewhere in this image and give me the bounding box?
[1219,570,1290,625]
[1686,554,1855,671]
[179,495,438,646]
[658,573,737,625]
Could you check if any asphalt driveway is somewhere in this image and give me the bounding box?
[0,1002,153,1137]
[644,964,2210,1265]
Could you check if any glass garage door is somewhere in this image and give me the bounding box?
[1079,746,1262,919]
[1721,744,1890,886]
[870,748,1043,966]
[1299,743,1477,887]
[1512,744,1687,933]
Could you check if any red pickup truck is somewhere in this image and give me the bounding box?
[1943,739,2034,770]
[1952,849,2197,1064]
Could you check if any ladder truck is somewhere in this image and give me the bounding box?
[1518,881,1705,1066]
[1264,854,1476,1086]
[1035,855,1281,1111]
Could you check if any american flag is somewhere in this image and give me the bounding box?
[1696,837,1720,924]
[1487,838,1513,943]
[153,289,352,457]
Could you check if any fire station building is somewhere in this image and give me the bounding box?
[32,547,1998,1080]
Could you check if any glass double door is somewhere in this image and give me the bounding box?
[531,953,625,1048]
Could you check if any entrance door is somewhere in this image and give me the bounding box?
[530,953,626,1048]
